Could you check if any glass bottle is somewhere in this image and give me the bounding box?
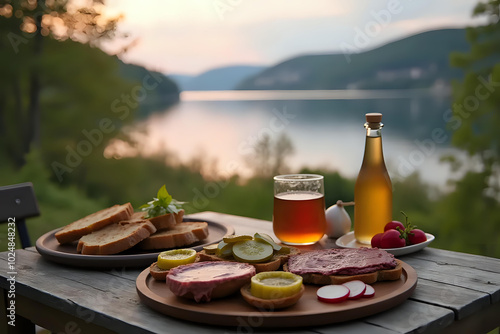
[354,113,392,244]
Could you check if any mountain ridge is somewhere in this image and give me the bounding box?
[236,28,469,90]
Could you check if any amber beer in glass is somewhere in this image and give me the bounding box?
[273,174,326,245]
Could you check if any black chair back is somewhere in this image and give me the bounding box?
[0,182,40,248]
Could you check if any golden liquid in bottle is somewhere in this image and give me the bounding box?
[354,135,393,244]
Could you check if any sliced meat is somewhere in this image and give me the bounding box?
[287,248,397,276]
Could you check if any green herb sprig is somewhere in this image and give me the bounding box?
[139,185,185,218]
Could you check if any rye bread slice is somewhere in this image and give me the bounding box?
[55,203,133,244]
[138,222,209,250]
[131,210,183,231]
[197,246,300,272]
[77,220,156,255]
[283,259,403,285]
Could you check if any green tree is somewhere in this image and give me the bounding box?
[0,0,123,167]
[439,0,500,257]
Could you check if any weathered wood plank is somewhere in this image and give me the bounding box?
[402,257,500,303]
[363,299,455,334]
[407,247,500,274]
[408,278,490,320]
[187,211,274,235]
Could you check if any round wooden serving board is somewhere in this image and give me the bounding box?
[136,260,417,328]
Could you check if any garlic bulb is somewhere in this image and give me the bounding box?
[325,200,353,238]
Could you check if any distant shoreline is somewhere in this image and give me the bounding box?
[181,88,447,102]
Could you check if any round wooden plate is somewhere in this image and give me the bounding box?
[136,260,417,328]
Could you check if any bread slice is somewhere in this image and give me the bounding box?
[197,247,301,273]
[283,259,403,285]
[77,220,156,255]
[131,210,181,231]
[138,222,208,250]
[55,203,133,244]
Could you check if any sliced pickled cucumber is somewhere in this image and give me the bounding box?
[223,235,253,243]
[216,241,233,258]
[157,249,197,270]
[276,245,291,254]
[202,244,218,254]
[232,240,274,263]
[254,232,282,252]
[250,272,303,299]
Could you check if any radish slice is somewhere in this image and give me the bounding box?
[317,285,350,303]
[342,280,366,300]
[363,284,375,298]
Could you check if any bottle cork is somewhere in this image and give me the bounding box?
[366,113,382,123]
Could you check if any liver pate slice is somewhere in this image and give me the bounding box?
[287,248,397,276]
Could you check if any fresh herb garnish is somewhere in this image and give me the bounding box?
[139,185,185,218]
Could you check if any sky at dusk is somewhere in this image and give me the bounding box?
[103,0,486,75]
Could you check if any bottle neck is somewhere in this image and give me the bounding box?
[362,122,385,165]
[365,122,383,137]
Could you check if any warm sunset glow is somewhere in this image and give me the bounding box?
[102,0,484,75]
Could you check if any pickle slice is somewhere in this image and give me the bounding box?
[157,249,197,270]
[232,240,274,263]
[216,241,233,258]
[254,233,282,252]
[223,235,253,243]
[202,244,218,254]
[250,272,303,299]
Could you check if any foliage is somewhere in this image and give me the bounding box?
[0,149,105,251]
[437,0,500,257]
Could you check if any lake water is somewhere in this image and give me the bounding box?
[105,90,463,187]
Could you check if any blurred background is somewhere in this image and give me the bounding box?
[1,0,499,258]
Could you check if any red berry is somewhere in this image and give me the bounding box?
[384,221,405,232]
[408,229,427,245]
[371,233,384,248]
[380,229,406,248]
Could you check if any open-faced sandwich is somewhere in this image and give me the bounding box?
[284,247,402,285]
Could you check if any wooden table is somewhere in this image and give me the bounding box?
[1,211,499,334]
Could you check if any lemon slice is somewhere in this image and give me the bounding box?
[157,249,197,270]
[254,232,282,251]
[223,235,253,243]
[250,272,303,299]
[232,240,274,263]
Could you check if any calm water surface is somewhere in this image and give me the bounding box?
[106,90,462,187]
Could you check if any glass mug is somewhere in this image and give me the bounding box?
[273,174,327,245]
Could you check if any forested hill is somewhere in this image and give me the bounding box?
[118,61,180,117]
[237,29,469,90]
